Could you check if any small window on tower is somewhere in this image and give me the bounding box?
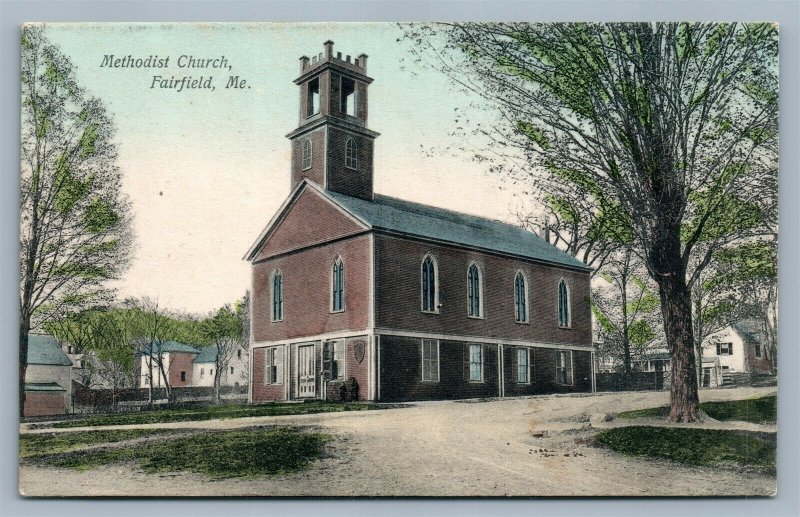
[345,138,358,170]
[341,77,356,116]
[307,78,320,117]
[302,139,312,170]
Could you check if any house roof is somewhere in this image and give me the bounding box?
[27,335,73,366]
[24,382,66,392]
[731,319,762,343]
[195,346,218,363]
[246,180,591,271]
[142,341,201,355]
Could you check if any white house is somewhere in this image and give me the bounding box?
[139,341,248,388]
[702,320,773,376]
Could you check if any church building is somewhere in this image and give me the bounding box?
[246,42,595,403]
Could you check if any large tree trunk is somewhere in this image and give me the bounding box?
[648,212,700,423]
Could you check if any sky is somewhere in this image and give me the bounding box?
[43,23,523,314]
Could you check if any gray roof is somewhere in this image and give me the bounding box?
[326,190,591,271]
[27,335,72,366]
[731,320,762,343]
[195,346,218,363]
[142,341,201,355]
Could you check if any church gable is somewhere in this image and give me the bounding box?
[251,184,368,261]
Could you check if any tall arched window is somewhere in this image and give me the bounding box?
[271,270,283,322]
[332,257,345,312]
[514,271,528,323]
[558,278,570,327]
[302,138,312,170]
[421,254,438,313]
[345,138,358,170]
[467,263,483,318]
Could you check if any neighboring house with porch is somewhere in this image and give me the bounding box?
[246,42,596,404]
[24,334,73,416]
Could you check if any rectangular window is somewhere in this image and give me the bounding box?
[200,368,204,378]
[323,340,345,380]
[230,366,234,374]
[516,348,529,383]
[469,344,483,382]
[180,371,186,382]
[754,343,762,358]
[716,343,733,356]
[421,339,440,382]
[264,347,280,385]
[555,350,573,385]
[307,78,320,117]
[340,77,356,116]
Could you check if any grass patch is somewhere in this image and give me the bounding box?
[702,395,776,424]
[51,401,380,429]
[20,429,170,458]
[616,395,776,424]
[595,426,775,473]
[35,428,330,479]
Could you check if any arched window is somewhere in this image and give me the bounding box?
[271,270,283,322]
[421,254,438,313]
[558,278,570,327]
[302,138,312,170]
[345,138,358,170]
[514,271,528,323]
[332,257,345,312]
[467,263,483,318]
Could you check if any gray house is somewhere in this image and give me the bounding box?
[25,335,73,416]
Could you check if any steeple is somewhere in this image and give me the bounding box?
[286,41,379,200]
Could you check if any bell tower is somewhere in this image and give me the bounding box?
[287,41,379,200]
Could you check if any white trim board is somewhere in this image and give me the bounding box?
[374,328,595,352]
[251,328,372,350]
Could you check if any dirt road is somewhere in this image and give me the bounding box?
[19,387,777,497]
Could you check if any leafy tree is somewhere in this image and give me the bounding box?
[200,304,245,403]
[403,22,777,421]
[19,26,133,417]
[83,309,137,405]
[593,248,662,385]
[126,298,175,404]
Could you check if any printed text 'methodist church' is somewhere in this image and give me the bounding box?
[245,42,595,403]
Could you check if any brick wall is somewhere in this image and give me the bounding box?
[378,335,500,402]
[24,391,67,417]
[746,340,773,374]
[375,234,592,346]
[252,233,371,342]
[325,125,374,200]
[291,128,326,189]
[251,346,287,402]
[168,352,196,387]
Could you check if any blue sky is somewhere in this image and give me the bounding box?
[44,23,521,314]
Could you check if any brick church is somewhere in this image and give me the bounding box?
[246,42,595,403]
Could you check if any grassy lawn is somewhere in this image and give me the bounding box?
[20,429,170,458]
[29,428,330,479]
[595,426,776,473]
[50,401,381,429]
[616,395,776,424]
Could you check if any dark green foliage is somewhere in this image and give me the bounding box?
[616,395,776,424]
[20,429,168,458]
[38,428,331,478]
[702,395,776,424]
[595,426,775,472]
[51,402,381,428]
